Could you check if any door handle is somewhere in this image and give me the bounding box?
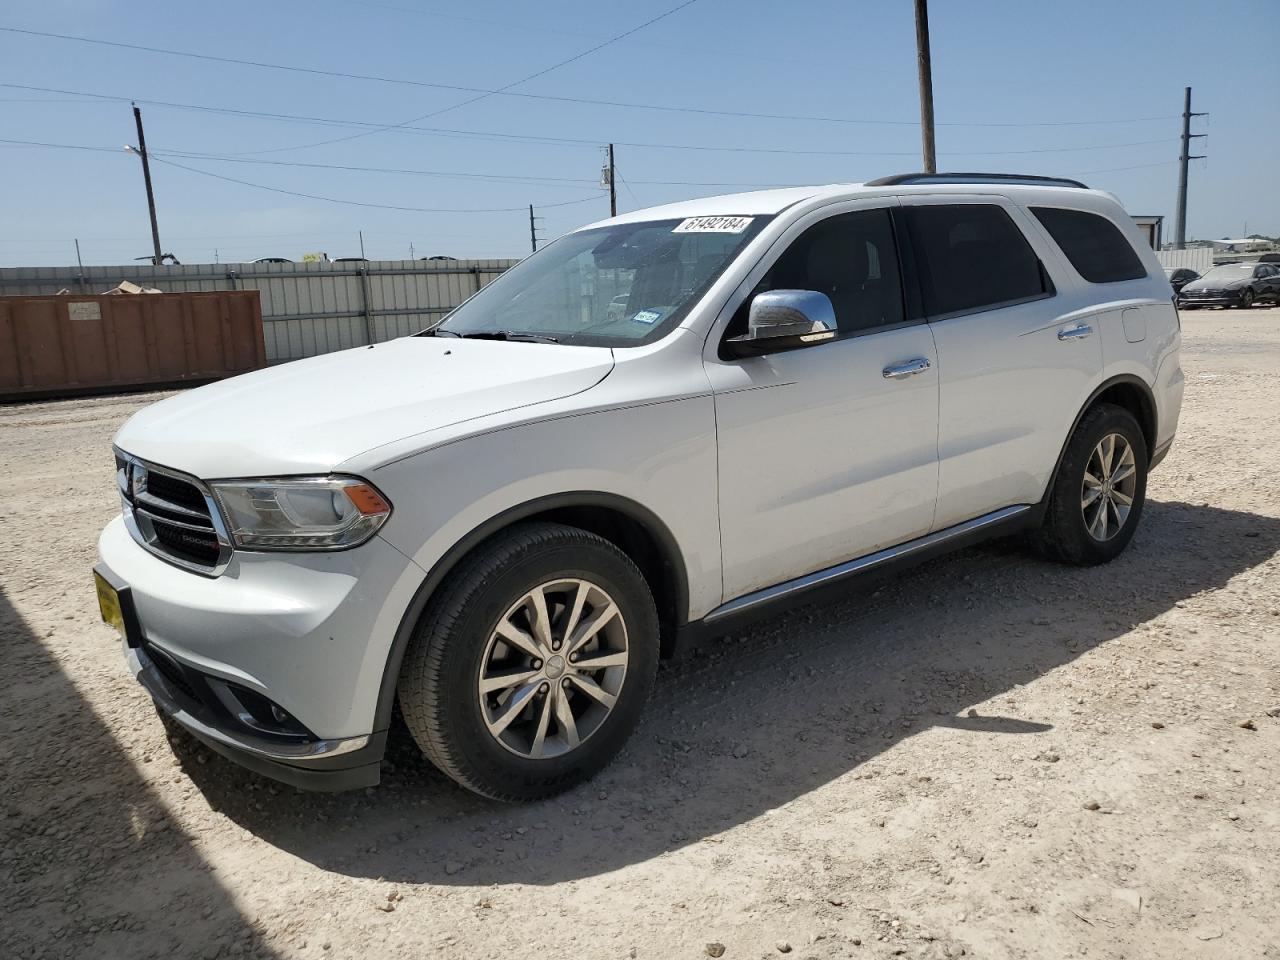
[882,357,932,379]
[1057,322,1094,341]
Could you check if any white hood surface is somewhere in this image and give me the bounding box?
[114,337,615,478]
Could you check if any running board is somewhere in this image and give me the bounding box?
[703,505,1032,623]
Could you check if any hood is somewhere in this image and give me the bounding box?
[1182,274,1249,292]
[114,337,614,477]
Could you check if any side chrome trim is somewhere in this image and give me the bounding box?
[704,505,1032,623]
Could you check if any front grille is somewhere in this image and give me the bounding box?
[117,450,231,575]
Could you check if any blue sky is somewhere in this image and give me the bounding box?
[1,0,1276,266]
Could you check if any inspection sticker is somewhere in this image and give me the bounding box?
[672,216,754,234]
[630,309,664,325]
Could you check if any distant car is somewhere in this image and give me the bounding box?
[421,255,458,261]
[1177,262,1280,309]
[254,257,292,264]
[333,257,368,263]
[605,294,631,321]
[1164,267,1199,293]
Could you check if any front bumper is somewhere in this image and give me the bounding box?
[97,515,426,790]
[1177,290,1247,307]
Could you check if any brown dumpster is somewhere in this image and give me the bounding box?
[0,290,266,401]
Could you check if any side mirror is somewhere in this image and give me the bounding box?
[724,290,837,358]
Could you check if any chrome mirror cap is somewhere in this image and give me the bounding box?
[724,289,837,358]
[747,289,837,341]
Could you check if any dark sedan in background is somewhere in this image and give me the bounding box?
[1165,267,1200,292]
[1177,262,1280,309]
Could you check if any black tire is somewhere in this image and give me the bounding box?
[397,521,659,801]
[1239,288,1255,309]
[1033,403,1148,566]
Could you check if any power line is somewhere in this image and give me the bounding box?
[0,27,1179,129]
[243,0,703,154]
[0,83,1177,161]
[8,133,1180,190]
[0,136,793,187]
[145,155,604,213]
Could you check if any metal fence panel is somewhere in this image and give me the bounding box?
[1156,248,1215,274]
[0,258,515,363]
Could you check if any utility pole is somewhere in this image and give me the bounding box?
[130,103,164,266]
[1174,86,1207,250]
[528,204,544,254]
[607,143,617,217]
[74,238,86,292]
[359,230,366,259]
[913,0,937,174]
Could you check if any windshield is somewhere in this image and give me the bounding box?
[432,216,770,346]
[1197,264,1254,281]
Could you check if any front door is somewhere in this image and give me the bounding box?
[705,203,940,602]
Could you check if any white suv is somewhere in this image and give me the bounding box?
[95,173,1184,800]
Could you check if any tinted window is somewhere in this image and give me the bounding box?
[1030,206,1147,283]
[727,208,904,339]
[905,204,1051,317]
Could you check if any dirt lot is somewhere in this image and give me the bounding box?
[2,308,1279,960]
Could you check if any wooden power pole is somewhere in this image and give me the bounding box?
[607,143,617,217]
[131,103,164,266]
[914,0,937,174]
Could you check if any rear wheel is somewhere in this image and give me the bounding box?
[397,522,658,801]
[1033,403,1148,565]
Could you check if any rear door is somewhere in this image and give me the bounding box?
[903,197,1102,530]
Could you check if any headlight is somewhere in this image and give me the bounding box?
[210,476,392,551]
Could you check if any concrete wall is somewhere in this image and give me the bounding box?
[0,258,516,363]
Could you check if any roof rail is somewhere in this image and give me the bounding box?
[865,172,1089,189]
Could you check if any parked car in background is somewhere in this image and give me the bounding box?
[1164,267,1199,293]
[96,173,1182,801]
[333,257,368,264]
[1177,262,1280,309]
[253,257,292,264]
[422,255,458,261]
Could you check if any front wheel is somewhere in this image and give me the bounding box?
[1239,288,1255,309]
[1033,403,1148,565]
[397,522,659,801]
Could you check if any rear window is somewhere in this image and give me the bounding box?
[1031,207,1147,283]
[904,204,1052,317]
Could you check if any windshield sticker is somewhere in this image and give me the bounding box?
[672,216,754,234]
[630,309,664,325]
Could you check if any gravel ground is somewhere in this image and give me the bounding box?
[2,308,1278,960]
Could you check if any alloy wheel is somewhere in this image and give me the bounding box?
[477,578,629,759]
[1081,433,1138,542]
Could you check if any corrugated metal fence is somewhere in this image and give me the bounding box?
[0,258,517,363]
[1156,248,1215,275]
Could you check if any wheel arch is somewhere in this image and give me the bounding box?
[372,491,691,732]
[1042,373,1158,508]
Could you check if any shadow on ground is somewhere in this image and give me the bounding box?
[0,588,280,959]
[167,499,1280,887]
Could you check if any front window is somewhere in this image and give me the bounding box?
[432,216,770,346]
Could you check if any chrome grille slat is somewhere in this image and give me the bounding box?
[132,509,217,535]
[114,448,234,577]
[133,490,213,523]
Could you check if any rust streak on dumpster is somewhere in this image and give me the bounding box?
[0,290,266,401]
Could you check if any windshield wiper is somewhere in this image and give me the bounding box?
[419,327,559,343]
[452,330,560,344]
